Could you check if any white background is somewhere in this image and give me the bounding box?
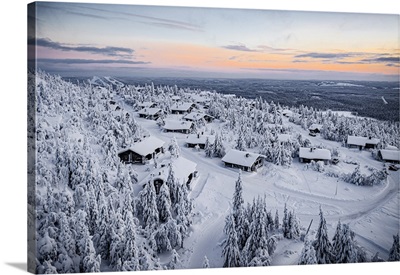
[0,0,398,274]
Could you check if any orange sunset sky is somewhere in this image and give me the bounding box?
[28,2,399,80]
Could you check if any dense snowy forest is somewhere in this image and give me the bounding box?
[28,70,399,273]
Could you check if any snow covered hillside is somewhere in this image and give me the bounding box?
[28,71,400,273]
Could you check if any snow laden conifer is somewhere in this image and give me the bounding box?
[335,223,358,263]
[235,130,246,151]
[168,249,182,270]
[388,233,400,261]
[331,220,342,260]
[232,171,248,249]
[137,179,159,231]
[282,203,289,238]
[121,211,140,271]
[222,214,241,267]
[274,209,280,230]
[242,197,272,267]
[168,137,180,158]
[313,207,334,264]
[213,132,224,158]
[203,256,210,268]
[298,236,317,265]
[157,183,172,223]
[204,137,213,158]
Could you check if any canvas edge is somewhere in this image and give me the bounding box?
[27,2,37,274]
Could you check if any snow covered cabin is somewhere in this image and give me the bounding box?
[378,149,400,164]
[308,124,323,134]
[346,135,380,150]
[138,108,164,120]
[163,120,194,134]
[299,147,331,165]
[118,136,165,164]
[183,112,214,123]
[222,149,264,172]
[185,133,215,149]
[170,102,196,114]
[282,109,293,117]
[147,157,198,194]
[138,101,157,109]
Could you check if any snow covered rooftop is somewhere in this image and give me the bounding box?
[186,134,215,145]
[222,149,263,168]
[171,102,195,111]
[148,156,197,183]
[299,147,331,160]
[282,110,293,116]
[138,108,162,116]
[138,101,156,108]
[380,149,400,162]
[308,124,323,131]
[163,120,193,130]
[347,136,380,146]
[119,136,165,156]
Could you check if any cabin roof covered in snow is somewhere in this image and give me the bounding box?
[183,112,210,121]
[138,101,155,108]
[163,120,193,130]
[119,136,165,156]
[138,107,162,116]
[380,149,400,162]
[282,109,293,116]
[299,147,331,160]
[347,135,380,146]
[171,102,195,111]
[308,124,323,131]
[149,156,197,183]
[222,149,263,168]
[186,134,215,145]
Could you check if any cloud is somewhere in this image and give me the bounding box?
[361,56,399,63]
[222,44,258,52]
[33,58,150,65]
[386,63,400,67]
[295,52,355,59]
[70,3,203,32]
[29,37,134,58]
[257,45,294,53]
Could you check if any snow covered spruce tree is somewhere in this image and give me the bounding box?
[313,207,334,264]
[222,214,242,267]
[298,236,317,265]
[333,223,358,263]
[388,233,400,261]
[232,171,249,249]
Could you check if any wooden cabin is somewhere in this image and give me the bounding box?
[185,134,215,149]
[163,120,194,134]
[299,147,331,165]
[222,149,264,172]
[118,136,165,164]
[347,136,380,150]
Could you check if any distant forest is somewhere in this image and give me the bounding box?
[88,77,397,122]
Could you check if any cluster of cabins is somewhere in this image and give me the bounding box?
[118,132,398,194]
[116,96,399,193]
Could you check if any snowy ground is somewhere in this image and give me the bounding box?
[118,96,399,268]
